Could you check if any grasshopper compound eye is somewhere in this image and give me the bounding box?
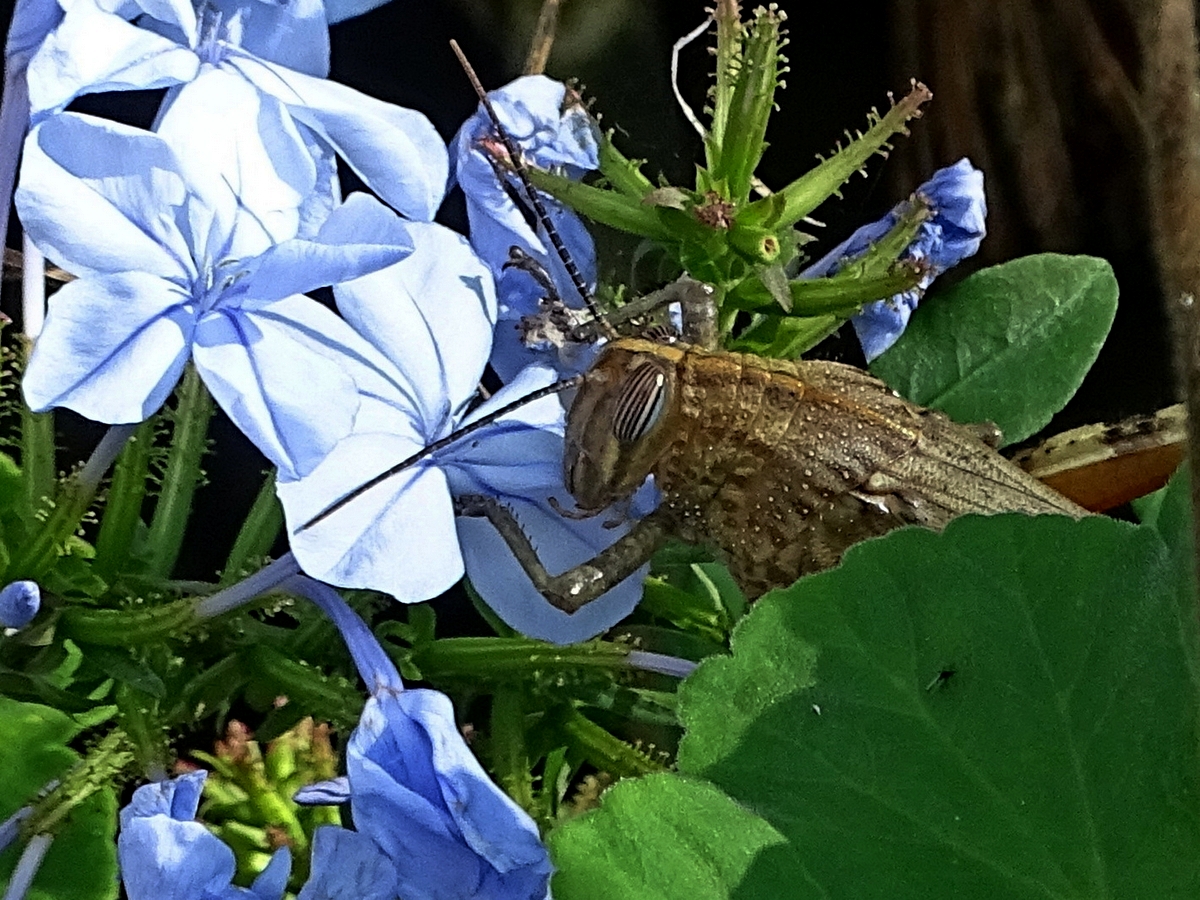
[612,361,669,443]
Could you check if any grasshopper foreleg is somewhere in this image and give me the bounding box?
[455,494,670,612]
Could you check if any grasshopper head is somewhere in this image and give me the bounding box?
[563,340,681,514]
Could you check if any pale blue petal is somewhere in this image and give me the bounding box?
[5,0,63,61]
[213,0,330,77]
[457,492,647,644]
[118,773,242,900]
[297,827,396,900]
[191,295,363,478]
[332,221,495,427]
[26,4,198,114]
[127,0,198,40]
[23,272,194,422]
[155,68,325,254]
[446,364,568,498]
[323,0,391,24]
[0,581,40,630]
[293,777,349,806]
[228,54,448,220]
[278,431,464,602]
[241,194,415,304]
[118,771,206,829]
[17,114,196,280]
[349,690,551,900]
[248,847,291,900]
[852,291,920,363]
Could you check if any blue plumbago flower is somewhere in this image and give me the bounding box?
[451,75,602,380]
[16,112,416,479]
[287,578,553,900]
[0,0,63,256]
[277,222,648,643]
[0,581,40,631]
[25,0,447,222]
[802,158,987,362]
[118,770,291,900]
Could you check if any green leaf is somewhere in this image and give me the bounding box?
[871,254,1118,446]
[549,774,794,900]
[0,698,117,900]
[672,514,1200,897]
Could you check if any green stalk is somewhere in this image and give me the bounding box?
[412,637,632,681]
[550,706,664,777]
[24,730,134,837]
[19,406,54,521]
[145,366,214,578]
[490,686,534,811]
[94,419,155,579]
[58,596,200,646]
[220,470,283,586]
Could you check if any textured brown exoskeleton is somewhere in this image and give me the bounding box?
[457,305,1088,614]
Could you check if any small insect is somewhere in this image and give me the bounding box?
[305,45,1087,617]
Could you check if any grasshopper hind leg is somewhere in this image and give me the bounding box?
[455,494,670,613]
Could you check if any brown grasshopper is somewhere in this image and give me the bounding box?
[455,277,1086,613]
[308,46,1088,617]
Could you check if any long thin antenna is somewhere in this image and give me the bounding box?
[298,375,584,532]
[450,39,617,339]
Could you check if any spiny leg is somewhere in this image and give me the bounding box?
[455,494,670,613]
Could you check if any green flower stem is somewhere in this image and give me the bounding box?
[145,365,214,578]
[411,637,633,681]
[94,419,156,580]
[490,686,534,811]
[58,596,200,646]
[220,470,283,586]
[549,706,663,777]
[19,406,54,521]
[741,81,933,230]
[598,135,654,198]
[706,0,741,169]
[25,729,133,837]
[244,645,364,726]
[8,424,136,581]
[116,682,169,780]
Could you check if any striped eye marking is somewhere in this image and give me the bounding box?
[612,362,668,443]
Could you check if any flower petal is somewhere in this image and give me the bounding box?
[5,0,63,63]
[227,53,448,220]
[26,3,198,113]
[241,193,415,304]
[297,827,396,900]
[117,773,249,900]
[457,494,647,644]
[293,777,350,806]
[17,114,196,279]
[191,295,364,478]
[278,431,464,602]
[217,0,330,77]
[332,221,496,428]
[154,67,327,254]
[23,272,194,422]
[349,690,552,900]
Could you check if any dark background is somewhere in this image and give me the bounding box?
[0,0,1176,582]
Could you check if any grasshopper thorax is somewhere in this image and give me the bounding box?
[563,338,685,514]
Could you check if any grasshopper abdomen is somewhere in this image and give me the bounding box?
[565,337,1087,599]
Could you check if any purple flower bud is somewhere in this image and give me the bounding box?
[0,581,40,631]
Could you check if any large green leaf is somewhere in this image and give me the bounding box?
[0,698,118,900]
[549,775,797,900]
[871,254,1118,445]
[551,513,1200,898]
